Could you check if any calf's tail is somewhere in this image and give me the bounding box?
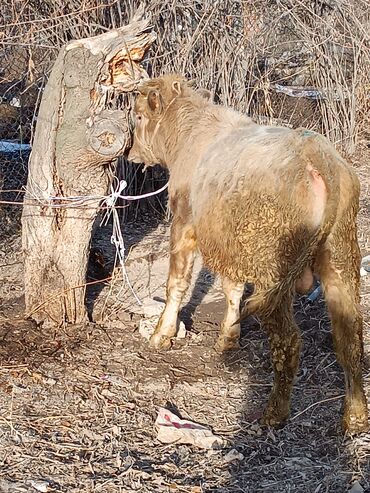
[237,227,325,322]
[238,129,339,322]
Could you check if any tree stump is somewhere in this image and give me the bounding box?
[21,10,155,325]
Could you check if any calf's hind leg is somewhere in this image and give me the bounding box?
[261,298,301,427]
[150,221,196,349]
[214,277,244,352]
[316,227,368,433]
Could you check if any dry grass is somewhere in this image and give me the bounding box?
[0,148,369,492]
[1,0,369,220]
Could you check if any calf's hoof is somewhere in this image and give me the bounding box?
[149,332,172,350]
[343,417,369,435]
[260,413,288,428]
[342,395,369,434]
[260,400,290,428]
[214,335,240,353]
[343,406,369,435]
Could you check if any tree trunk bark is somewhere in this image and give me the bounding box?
[21,10,155,325]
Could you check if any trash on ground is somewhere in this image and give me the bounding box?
[155,407,226,449]
[307,284,322,303]
[0,140,31,153]
[348,480,364,493]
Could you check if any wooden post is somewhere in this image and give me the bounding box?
[21,10,155,325]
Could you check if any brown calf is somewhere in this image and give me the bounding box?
[128,74,368,434]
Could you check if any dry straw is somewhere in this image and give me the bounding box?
[1,1,369,224]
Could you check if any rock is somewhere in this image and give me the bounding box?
[142,299,165,318]
[139,317,187,341]
[44,377,57,386]
[28,481,50,492]
[177,321,187,339]
[139,318,156,340]
[360,254,370,276]
[223,448,244,463]
[0,480,52,493]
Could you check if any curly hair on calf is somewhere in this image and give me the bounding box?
[128,73,368,434]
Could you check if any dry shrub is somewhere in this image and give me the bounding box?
[0,0,369,221]
[275,0,370,154]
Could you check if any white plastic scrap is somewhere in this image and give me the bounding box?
[360,254,370,277]
[155,407,226,450]
[349,480,364,493]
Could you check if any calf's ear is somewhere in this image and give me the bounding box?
[147,90,163,115]
[172,80,182,95]
[197,88,212,100]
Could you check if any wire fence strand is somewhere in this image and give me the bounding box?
[1,0,369,238]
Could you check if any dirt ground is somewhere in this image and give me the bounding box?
[0,150,369,493]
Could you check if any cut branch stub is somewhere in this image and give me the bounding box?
[88,110,129,157]
[21,11,156,325]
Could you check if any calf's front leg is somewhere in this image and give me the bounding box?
[150,220,196,349]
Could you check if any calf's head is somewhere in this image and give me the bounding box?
[128,74,211,167]
[127,75,185,167]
